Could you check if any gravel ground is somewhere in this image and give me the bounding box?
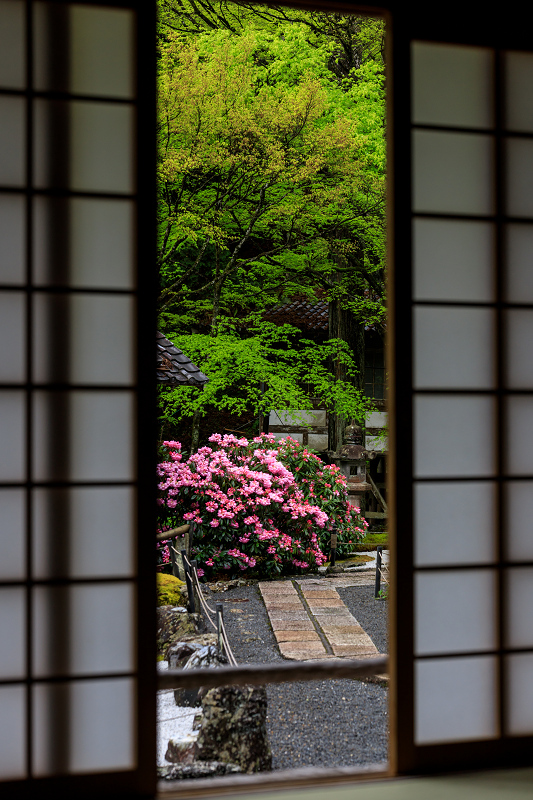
[337,585,389,655]
[202,579,388,770]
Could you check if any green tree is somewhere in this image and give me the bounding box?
[157,3,386,447]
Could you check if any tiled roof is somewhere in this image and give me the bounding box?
[264,298,329,331]
[157,331,209,387]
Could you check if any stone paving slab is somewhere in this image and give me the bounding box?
[259,581,297,593]
[279,644,327,658]
[327,634,375,646]
[331,644,379,657]
[267,610,309,620]
[320,624,365,635]
[263,602,303,610]
[270,618,315,631]
[309,607,353,616]
[259,577,380,662]
[274,630,322,643]
[305,598,345,607]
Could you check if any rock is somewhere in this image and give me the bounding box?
[157,605,198,659]
[168,643,196,670]
[174,644,227,707]
[167,632,217,666]
[184,644,227,671]
[192,712,203,730]
[189,613,207,632]
[158,762,242,781]
[165,735,197,765]
[195,685,271,773]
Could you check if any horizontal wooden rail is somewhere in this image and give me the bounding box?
[156,524,190,543]
[158,656,388,691]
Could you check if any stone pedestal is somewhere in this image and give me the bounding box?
[347,479,371,511]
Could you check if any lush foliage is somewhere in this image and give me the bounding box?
[157,2,386,441]
[156,572,186,606]
[157,433,368,578]
[159,322,372,429]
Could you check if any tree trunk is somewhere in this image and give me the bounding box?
[190,409,201,453]
[328,286,365,454]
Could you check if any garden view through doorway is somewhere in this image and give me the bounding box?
[154,1,389,785]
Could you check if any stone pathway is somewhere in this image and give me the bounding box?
[259,576,381,661]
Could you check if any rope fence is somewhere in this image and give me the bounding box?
[181,551,239,667]
[158,531,389,692]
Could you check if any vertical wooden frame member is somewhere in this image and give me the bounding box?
[386,10,414,776]
[135,0,158,793]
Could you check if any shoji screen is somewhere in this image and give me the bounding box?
[0,1,156,797]
[394,38,533,771]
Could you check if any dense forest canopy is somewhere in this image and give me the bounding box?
[157,1,386,447]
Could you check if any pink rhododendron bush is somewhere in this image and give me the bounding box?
[157,433,368,579]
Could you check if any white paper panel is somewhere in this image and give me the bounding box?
[413,130,494,215]
[505,51,533,133]
[506,397,533,475]
[506,310,533,388]
[412,42,493,129]
[414,395,495,478]
[0,588,25,679]
[33,678,135,775]
[33,197,135,289]
[0,0,25,89]
[506,567,533,648]
[0,292,25,382]
[33,293,134,385]
[0,489,25,580]
[0,685,26,778]
[34,100,134,194]
[507,653,533,735]
[0,194,25,285]
[33,583,134,677]
[34,4,134,99]
[0,391,25,482]
[413,218,494,302]
[70,6,134,99]
[506,138,533,218]
[33,391,134,482]
[415,570,496,655]
[506,224,533,302]
[33,487,135,578]
[0,96,25,187]
[415,656,497,743]
[414,306,495,389]
[415,482,496,566]
[506,481,533,561]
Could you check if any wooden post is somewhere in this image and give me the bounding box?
[216,603,223,654]
[181,550,195,613]
[191,559,200,615]
[330,528,338,567]
[374,546,383,598]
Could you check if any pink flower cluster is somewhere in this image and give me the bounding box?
[157,433,367,578]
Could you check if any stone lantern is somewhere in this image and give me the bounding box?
[330,420,374,509]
